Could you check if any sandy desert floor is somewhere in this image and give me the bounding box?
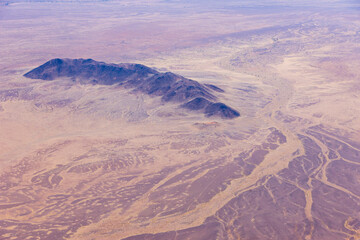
[0,1,360,239]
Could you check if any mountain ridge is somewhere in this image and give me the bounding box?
[24,58,240,119]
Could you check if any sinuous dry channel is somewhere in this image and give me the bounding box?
[0,1,360,240]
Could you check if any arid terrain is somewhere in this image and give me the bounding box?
[0,1,360,239]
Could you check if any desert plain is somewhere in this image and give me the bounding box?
[0,1,360,239]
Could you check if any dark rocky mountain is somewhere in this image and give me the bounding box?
[24,58,240,119]
[182,97,212,111]
[204,102,240,118]
[182,97,240,119]
[24,58,158,85]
